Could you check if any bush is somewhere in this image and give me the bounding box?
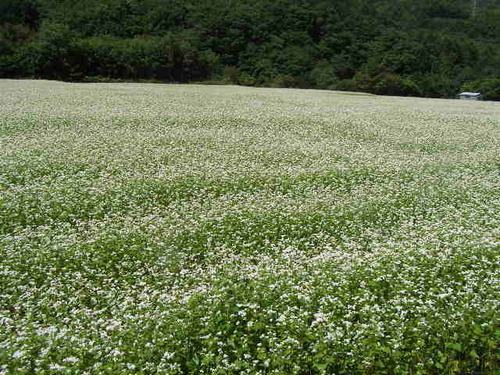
[223,65,240,84]
[77,33,218,82]
[269,74,300,88]
[309,61,339,90]
[462,78,500,101]
[237,71,256,86]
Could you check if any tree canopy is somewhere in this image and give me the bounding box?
[1,0,499,98]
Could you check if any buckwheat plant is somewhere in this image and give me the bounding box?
[1,80,499,374]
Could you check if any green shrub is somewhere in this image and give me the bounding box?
[462,78,500,101]
[269,74,301,88]
[309,61,339,90]
[223,65,240,84]
[237,71,256,86]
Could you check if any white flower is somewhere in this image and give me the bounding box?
[62,357,79,364]
[49,364,66,371]
[12,351,24,359]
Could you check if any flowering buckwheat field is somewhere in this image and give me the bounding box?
[0,80,499,374]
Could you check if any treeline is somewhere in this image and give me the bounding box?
[1,0,499,99]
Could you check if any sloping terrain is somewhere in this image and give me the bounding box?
[1,80,499,374]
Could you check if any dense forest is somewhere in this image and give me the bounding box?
[1,0,499,98]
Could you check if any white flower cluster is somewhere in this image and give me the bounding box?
[0,80,499,374]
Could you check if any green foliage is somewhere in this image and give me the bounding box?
[223,65,240,84]
[309,61,339,90]
[352,71,421,96]
[0,0,39,29]
[237,71,256,86]
[269,74,303,88]
[462,77,500,100]
[0,0,499,97]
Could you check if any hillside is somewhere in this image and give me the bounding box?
[1,0,500,98]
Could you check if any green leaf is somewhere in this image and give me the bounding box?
[487,339,496,349]
[314,363,327,372]
[469,350,479,359]
[380,346,391,354]
[446,342,462,352]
